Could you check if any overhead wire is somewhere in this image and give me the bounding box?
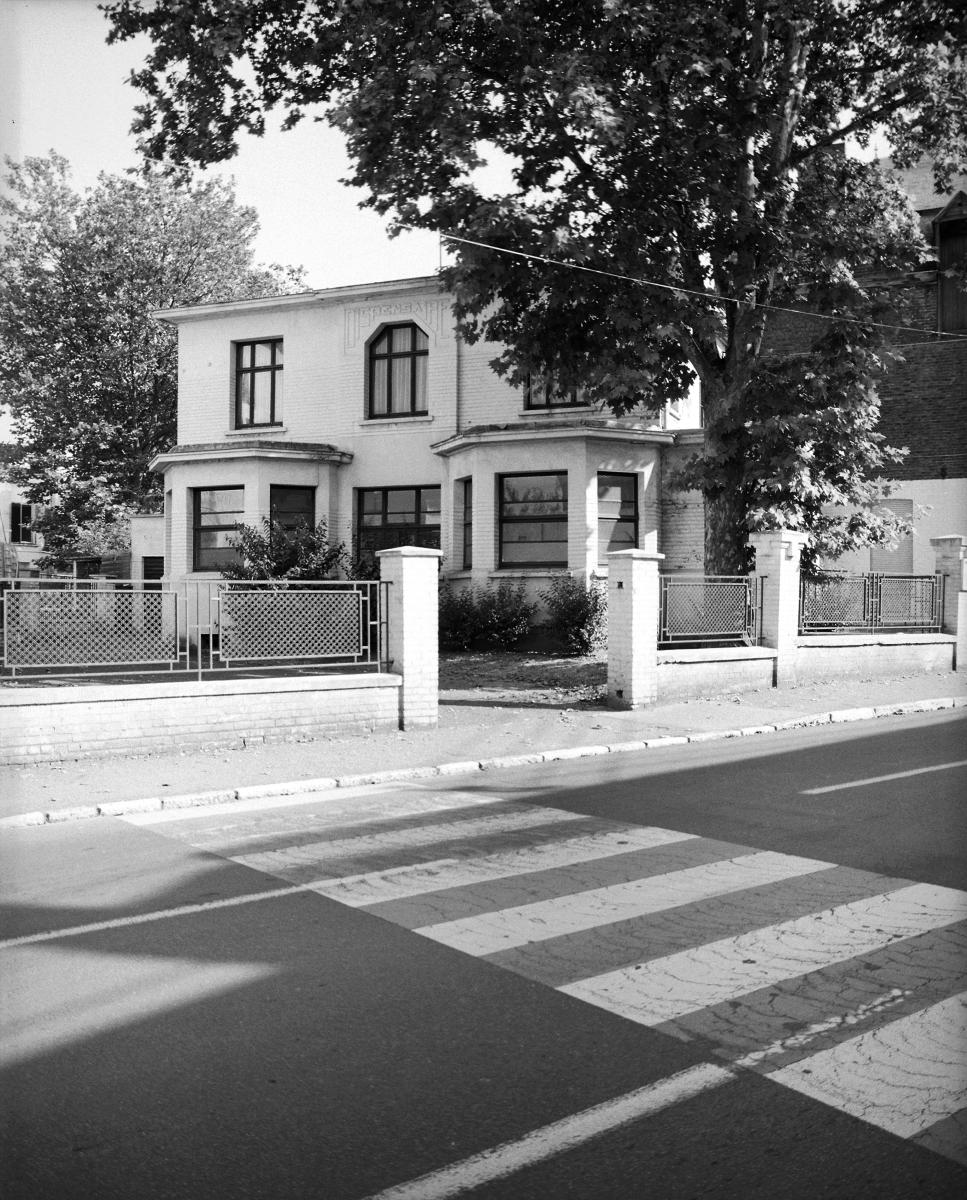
[435,231,967,345]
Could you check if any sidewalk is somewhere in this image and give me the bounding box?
[3,666,965,826]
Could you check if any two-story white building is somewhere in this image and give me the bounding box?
[150,275,705,599]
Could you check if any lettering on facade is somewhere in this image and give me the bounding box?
[344,298,448,349]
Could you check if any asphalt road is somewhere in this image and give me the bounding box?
[1,710,965,1199]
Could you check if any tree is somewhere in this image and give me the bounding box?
[105,1,967,572]
[0,153,304,564]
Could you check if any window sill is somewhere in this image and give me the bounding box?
[225,425,287,436]
[518,407,595,417]
[358,415,434,427]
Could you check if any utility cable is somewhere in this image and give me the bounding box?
[437,231,967,343]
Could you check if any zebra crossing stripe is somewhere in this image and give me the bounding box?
[230,805,590,878]
[310,824,697,908]
[559,883,967,1026]
[768,991,967,1141]
[414,851,833,954]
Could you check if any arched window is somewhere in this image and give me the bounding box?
[368,323,429,417]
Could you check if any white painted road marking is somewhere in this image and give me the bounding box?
[361,1063,734,1200]
[802,759,967,794]
[415,851,832,954]
[770,991,967,1140]
[560,884,967,1026]
[313,823,696,907]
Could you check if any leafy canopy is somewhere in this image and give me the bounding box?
[0,153,304,564]
[105,1,967,571]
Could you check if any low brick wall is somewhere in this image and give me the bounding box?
[0,673,402,765]
[658,647,777,701]
[791,634,956,683]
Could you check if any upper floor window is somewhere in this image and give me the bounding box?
[524,375,585,410]
[498,472,568,567]
[368,324,428,418]
[10,502,32,543]
[193,486,243,572]
[597,473,638,564]
[235,339,283,427]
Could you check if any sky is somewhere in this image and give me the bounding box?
[0,0,445,289]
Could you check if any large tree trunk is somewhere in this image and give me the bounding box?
[700,405,753,578]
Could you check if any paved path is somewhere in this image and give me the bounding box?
[122,773,967,1180]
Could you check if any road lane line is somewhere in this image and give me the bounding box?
[560,883,967,1026]
[361,1063,735,1200]
[0,882,323,949]
[768,991,967,1140]
[802,759,967,794]
[414,851,833,955]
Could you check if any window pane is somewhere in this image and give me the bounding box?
[199,488,243,515]
[372,330,390,354]
[252,372,273,423]
[371,359,388,414]
[414,327,429,351]
[391,355,410,413]
[254,341,273,367]
[271,486,314,531]
[420,487,441,523]
[414,354,427,410]
[386,490,417,523]
[235,374,252,423]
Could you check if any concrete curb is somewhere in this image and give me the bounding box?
[3,695,964,830]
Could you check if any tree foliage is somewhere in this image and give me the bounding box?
[106,0,967,571]
[0,153,304,562]
[220,518,347,581]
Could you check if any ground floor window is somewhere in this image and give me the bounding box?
[193,487,244,572]
[499,472,568,567]
[461,478,473,569]
[597,472,638,563]
[270,485,315,534]
[356,485,441,564]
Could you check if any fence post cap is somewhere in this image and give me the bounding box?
[375,546,444,559]
[606,550,665,561]
[929,535,966,551]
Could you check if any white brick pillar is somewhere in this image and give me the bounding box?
[750,530,809,685]
[377,546,443,728]
[607,550,663,709]
[930,535,966,670]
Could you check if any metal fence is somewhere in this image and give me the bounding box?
[659,574,761,647]
[799,573,944,634]
[1,578,387,680]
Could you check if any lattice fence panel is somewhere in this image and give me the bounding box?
[219,589,364,661]
[663,580,750,640]
[878,576,938,627]
[800,577,867,631]
[3,590,178,667]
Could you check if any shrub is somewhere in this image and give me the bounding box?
[474,581,534,649]
[540,575,607,655]
[439,579,479,650]
[221,518,347,580]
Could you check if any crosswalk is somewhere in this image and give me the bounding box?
[127,786,967,1166]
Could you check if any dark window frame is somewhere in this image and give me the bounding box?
[367,323,429,419]
[234,338,283,428]
[269,485,316,533]
[938,217,967,333]
[192,486,244,572]
[461,478,473,570]
[10,501,32,544]
[597,472,639,565]
[498,471,569,569]
[355,485,441,563]
[523,374,585,411]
